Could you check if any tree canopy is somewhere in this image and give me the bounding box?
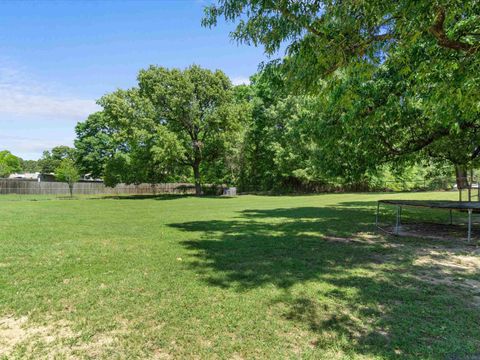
[203,1,479,83]
[204,0,480,186]
[75,65,245,195]
[71,3,480,192]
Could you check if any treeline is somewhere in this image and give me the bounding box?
[72,0,480,195]
[201,1,480,191]
[1,59,464,194]
[0,146,76,177]
[71,65,456,195]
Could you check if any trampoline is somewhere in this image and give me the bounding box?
[375,200,480,245]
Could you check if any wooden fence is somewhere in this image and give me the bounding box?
[0,179,196,195]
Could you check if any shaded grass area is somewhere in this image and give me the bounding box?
[0,192,479,359]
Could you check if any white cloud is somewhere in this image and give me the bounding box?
[0,63,99,120]
[0,134,74,160]
[0,91,98,119]
[231,76,250,86]
[0,61,100,159]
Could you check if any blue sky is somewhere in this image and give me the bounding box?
[0,1,269,160]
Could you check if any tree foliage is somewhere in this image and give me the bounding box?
[204,1,479,85]
[54,158,80,197]
[38,145,76,174]
[75,65,244,194]
[20,159,40,173]
[75,112,116,179]
[204,0,480,187]
[0,150,22,178]
[138,65,242,195]
[72,2,479,192]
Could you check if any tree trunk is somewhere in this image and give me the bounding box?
[193,161,202,196]
[68,182,74,197]
[455,164,469,189]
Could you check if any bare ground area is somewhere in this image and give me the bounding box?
[374,222,480,307]
[0,316,120,359]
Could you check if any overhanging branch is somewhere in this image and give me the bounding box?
[429,7,479,54]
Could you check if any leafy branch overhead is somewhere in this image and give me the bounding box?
[204,1,479,78]
[203,0,480,186]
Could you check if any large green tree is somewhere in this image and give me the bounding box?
[76,65,242,195]
[137,65,241,195]
[78,89,185,187]
[303,40,480,186]
[234,72,317,192]
[75,112,116,179]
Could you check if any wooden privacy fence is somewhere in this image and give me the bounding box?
[0,179,196,195]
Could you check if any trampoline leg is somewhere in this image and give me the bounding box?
[395,206,401,235]
[376,202,380,226]
[468,209,472,243]
[449,209,453,225]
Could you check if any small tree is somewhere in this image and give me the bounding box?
[39,145,76,173]
[55,159,80,197]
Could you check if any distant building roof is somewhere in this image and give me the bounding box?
[8,172,40,180]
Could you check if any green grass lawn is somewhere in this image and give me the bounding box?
[1,192,479,359]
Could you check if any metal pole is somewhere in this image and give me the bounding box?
[376,201,380,226]
[469,170,473,202]
[468,209,472,243]
[395,206,401,235]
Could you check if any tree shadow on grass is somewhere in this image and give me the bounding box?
[169,205,480,359]
[91,194,234,201]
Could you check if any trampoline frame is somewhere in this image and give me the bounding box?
[375,200,479,245]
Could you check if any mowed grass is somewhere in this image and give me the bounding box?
[0,192,479,359]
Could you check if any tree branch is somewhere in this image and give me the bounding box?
[429,7,479,54]
[277,6,323,38]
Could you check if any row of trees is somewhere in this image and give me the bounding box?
[0,148,79,196]
[73,1,478,195]
[72,64,457,195]
[0,145,77,176]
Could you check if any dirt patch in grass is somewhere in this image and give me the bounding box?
[388,222,480,244]
[0,315,124,358]
[407,243,480,308]
[414,250,480,274]
[0,316,61,356]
